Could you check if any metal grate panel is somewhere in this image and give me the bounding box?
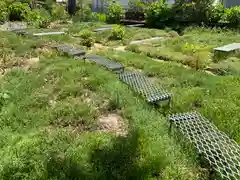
[84,54,124,73]
[53,44,85,56]
[119,71,171,103]
[169,112,240,180]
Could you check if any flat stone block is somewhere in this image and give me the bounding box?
[126,24,144,27]
[93,27,112,32]
[130,37,164,45]
[214,43,240,52]
[33,32,66,36]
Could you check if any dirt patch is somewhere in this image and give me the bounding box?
[98,114,127,136]
[147,76,159,83]
[0,21,27,31]
[48,21,69,29]
[23,57,39,71]
[80,90,109,112]
[151,58,166,63]
[27,57,39,64]
[130,37,164,45]
[49,96,57,107]
[35,47,53,56]
[114,46,126,52]
[127,66,143,73]
[91,43,108,52]
[0,56,39,74]
[204,70,217,76]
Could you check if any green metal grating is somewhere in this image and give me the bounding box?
[169,112,240,180]
[119,71,171,104]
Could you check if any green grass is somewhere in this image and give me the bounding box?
[208,56,240,75]
[98,50,240,144]
[0,48,204,179]
[126,27,240,74]
[66,22,170,47]
[0,31,45,57]
[2,23,240,179]
[27,22,172,49]
[94,26,170,46]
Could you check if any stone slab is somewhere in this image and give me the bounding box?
[214,43,240,52]
[126,24,144,27]
[1,22,27,31]
[130,37,164,45]
[33,32,66,36]
[93,27,112,32]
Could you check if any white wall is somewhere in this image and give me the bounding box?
[92,0,129,12]
[56,0,66,2]
[223,0,240,8]
[167,0,175,6]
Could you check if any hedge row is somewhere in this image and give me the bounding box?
[145,0,240,28]
[1,0,239,29]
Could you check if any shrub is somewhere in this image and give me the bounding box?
[168,30,179,37]
[172,0,215,24]
[8,2,31,21]
[144,0,171,28]
[38,8,51,28]
[106,3,125,24]
[33,0,55,11]
[80,30,94,47]
[27,8,51,28]
[98,13,107,22]
[209,3,225,23]
[79,29,92,39]
[172,2,194,22]
[180,42,199,54]
[225,6,240,26]
[27,9,42,26]
[90,12,99,21]
[185,51,211,70]
[0,1,8,22]
[128,0,146,13]
[51,4,69,21]
[74,6,98,22]
[192,0,215,23]
[126,44,141,53]
[110,25,125,40]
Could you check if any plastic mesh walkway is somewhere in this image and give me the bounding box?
[84,54,124,73]
[119,71,171,104]
[169,112,240,180]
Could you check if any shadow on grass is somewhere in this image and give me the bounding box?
[45,130,169,180]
